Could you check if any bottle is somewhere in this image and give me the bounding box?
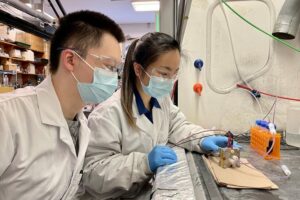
[286,105,300,147]
[3,75,9,86]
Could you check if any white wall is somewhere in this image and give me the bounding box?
[120,23,155,38]
[120,23,155,60]
[179,0,300,133]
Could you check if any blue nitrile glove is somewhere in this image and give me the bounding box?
[147,146,178,172]
[200,136,241,153]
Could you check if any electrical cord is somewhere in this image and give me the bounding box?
[262,97,277,120]
[170,135,209,149]
[272,97,278,123]
[169,129,228,148]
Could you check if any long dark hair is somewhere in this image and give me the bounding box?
[121,32,181,128]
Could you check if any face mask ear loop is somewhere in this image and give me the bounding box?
[140,65,151,78]
[72,50,95,72]
[138,75,147,88]
[71,72,79,82]
[138,65,151,87]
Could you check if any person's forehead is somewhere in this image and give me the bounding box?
[88,34,122,63]
[148,51,181,70]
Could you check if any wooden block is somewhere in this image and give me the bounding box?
[0,86,14,93]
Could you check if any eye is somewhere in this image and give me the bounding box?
[106,65,121,72]
[107,65,114,70]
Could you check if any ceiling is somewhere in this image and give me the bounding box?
[44,0,156,24]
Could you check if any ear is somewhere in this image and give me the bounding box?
[60,49,78,72]
[133,62,142,77]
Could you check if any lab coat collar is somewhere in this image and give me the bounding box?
[35,76,67,127]
[132,91,164,145]
[133,88,161,116]
[36,77,89,158]
[132,92,164,119]
[77,111,90,157]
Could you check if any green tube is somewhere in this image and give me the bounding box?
[221,0,300,52]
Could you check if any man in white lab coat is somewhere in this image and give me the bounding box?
[0,10,124,199]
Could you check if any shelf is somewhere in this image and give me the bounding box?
[0,70,44,76]
[11,57,30,62]
[11,57,32,63]
[9,58,48,66]
[0,40,17,47]
[0,70,16,75]
[0,55,9,59]
[17,72,45,77]
[0,40,45,54]
[30,49,45,54]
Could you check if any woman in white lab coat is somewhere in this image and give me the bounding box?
[82,32,234,199]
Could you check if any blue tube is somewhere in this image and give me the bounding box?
[256,120,277,131]
[256,120,270,129]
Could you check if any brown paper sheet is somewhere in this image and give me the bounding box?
[203,156,278,189]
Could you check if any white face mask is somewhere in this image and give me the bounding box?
[72,51,118,104]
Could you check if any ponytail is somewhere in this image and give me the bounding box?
[121,32,180,128]
[121,39,139,128]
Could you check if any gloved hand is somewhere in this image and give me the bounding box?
[147,146,177,172]
[200,136,241,153]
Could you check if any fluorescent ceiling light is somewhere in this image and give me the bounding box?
[131,0,160,12]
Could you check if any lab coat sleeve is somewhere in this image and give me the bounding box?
[0,105,15,176]
[167,97,215,153]
[82,107,152,199]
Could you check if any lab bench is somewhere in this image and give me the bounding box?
[152,143,300,200]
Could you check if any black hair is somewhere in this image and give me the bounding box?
[121,32,180,128]
[50,10,125,74]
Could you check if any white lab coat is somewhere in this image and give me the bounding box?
[82,90,215,200]
[0,77,90,200]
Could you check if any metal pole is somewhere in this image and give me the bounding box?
[0,0,54,23]
[47,0,60,19]
[54,0,66,16]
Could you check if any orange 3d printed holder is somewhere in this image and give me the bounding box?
[250,126,281,160]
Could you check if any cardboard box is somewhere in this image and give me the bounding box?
[16,32,44,52]
[16,31,31,45]
[30,34,44,52]
[4,63,17,71]
[0,86,14,93]
[0,24,16,42]
[42,41,50,59]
